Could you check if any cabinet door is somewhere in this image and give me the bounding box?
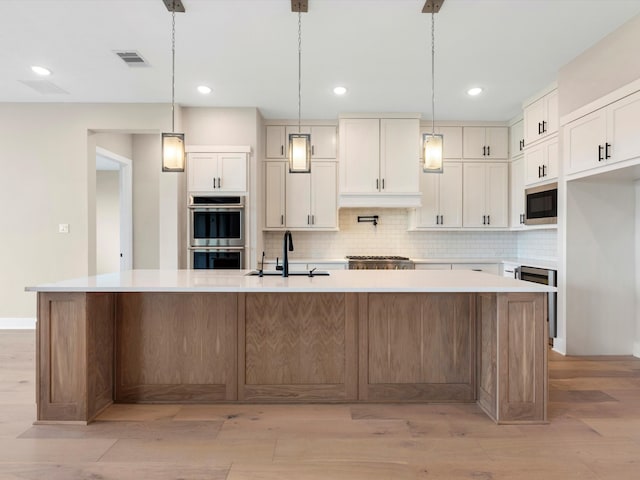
[566,109,607,175]
[339,118,380,193]
[265,162,286,228]
[310,126,337,159]
[462,163,486,227]
[545,90,559,136]
[485,127,509,159]
[525,142,545,185]
[485,163,508,227]
[524,97,545,146]
[417,169,440,227]
[285,171,311,228]
[439,162,463,227]
[545,139,559,180]
[218,153,247,192]
[188,153,218,192]
[510,157,525,228]
[510,120,524,157]
[266,125,286,158]
[380,118,420,193]
[608,89,640,165]
[310,162,337,228]
[420,126,463,159]
[462,127,487,159]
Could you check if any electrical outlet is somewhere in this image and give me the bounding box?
[58,224,69,234]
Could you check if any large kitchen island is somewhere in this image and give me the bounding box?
[28,269,553,425]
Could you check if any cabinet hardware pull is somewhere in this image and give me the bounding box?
[376,179,379,190]
[213,178,216,189]
[482,146,486,156]
[605,142,611,159]
[311,145,315,156]
[217,177,221,188]
[382,179,385,190]
[538,166,542,178]
[312,215,315,225]
[520,213,524,224]
[307,215,310,225]
[281,145,284,156]
[538,122,542,135]
[598,145,604,162]
[487,215,490,225]
[487,145,490,156]
[440,215,443,225]
[482,215,486,225]
[542,120,547,133]
[542,164,546,177]
[436,215,439,225]
[281,214,284,225]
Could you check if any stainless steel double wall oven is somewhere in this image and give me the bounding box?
[188,195,244,269]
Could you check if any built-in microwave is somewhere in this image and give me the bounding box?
[189,195,244,247]
[525,182,557,225]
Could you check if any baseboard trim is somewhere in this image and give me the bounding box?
[0,318,36,329]
[633,341,640,359]
[552,337,566,355]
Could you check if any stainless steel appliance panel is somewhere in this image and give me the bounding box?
[189,196,244,247]
[190,248,244,270]
[525,182,557,225]
[519,265,557,339]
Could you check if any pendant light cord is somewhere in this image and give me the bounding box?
[431,11,435,136]
[297,9,302,133]
[171,6,176,133]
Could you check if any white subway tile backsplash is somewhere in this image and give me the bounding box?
[516,229,558,260]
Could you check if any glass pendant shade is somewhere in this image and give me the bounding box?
[288,133,311,173]
[423,133,443,173]
[162,132,185,172]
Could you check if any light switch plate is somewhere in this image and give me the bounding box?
[58,224,69,234]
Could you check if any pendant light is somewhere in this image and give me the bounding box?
[422,0,445,173]
[162,0,186,172]
[289,0,311,173]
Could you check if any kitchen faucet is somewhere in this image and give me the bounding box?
[282,230,294,277]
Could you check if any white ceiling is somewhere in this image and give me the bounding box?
[2,0,640,121]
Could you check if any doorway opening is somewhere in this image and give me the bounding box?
[96,147,133,272]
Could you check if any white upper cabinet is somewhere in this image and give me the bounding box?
[510,157,526,228]
[463,162,509,228]
[415,161,463,228]
[524,89,558,146]
[419,125,463,159]
[266,124,337,160]
[265,161,286,229]
[187,152,247,194]
[285,162,337,229]
[565,89,640,176]
[510,120,525,157]
[339,115,420,207]
[462,127,509,159]
[524,138,558,186]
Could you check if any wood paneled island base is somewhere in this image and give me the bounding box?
[36,289,547,425]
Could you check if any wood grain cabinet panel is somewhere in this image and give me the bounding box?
[362,293,476,402]
[37,292,115,423]
[115,293,237,403]
[241,293,357,402]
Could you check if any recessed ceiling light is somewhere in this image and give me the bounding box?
[197,85,212,94]
[467,87,483,96]
[333,86,347,96]
[31,65,51,76]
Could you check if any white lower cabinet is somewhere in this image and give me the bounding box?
[451,263,500,275]
[415,161,463,228]
[414,263,452,270]
[462,162,508,228]
[285,162,337,229]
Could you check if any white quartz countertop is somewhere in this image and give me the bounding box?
[26,269,556,293]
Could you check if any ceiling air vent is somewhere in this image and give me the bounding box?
[114,51,149,67]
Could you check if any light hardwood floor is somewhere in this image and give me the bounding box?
[1,329,640,479]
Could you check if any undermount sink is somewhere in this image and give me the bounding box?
[246,270,330,277]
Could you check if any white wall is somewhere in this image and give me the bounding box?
[636,181,640,357]
[96,171,120,273]
[0,103,176,317]
[558,14,640,116]
[565,178,636,355]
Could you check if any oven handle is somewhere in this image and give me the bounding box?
[188,246,245,251]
